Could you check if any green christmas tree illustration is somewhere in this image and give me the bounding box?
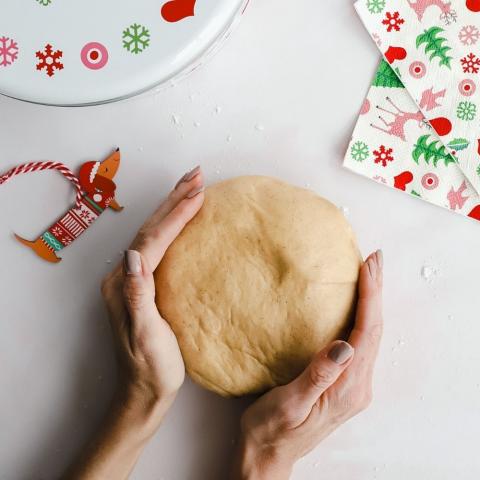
[372,60,405,88]
[416,27,452,69]
[412,135,456,167]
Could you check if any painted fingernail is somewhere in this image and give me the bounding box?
[174,166,201,190]
[187,186,205,199]
[184,165,201,182]
[368,257,377,280]
[124,250,142,275]
[328,341,354,365]
[174,173,188,190]
[376,249,384,270]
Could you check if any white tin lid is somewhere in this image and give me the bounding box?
[0,0,246,106]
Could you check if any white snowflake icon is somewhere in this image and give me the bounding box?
[0,36,19,67]
[61,236,72,246]
[52,226,63,237]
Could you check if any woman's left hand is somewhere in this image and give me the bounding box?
[101,165,204,409]
[66,167,205,480]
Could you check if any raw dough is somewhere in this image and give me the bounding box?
[154,176,362,397]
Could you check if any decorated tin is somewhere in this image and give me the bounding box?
[0,0,248,106]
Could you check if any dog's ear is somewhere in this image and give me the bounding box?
[93,175,116,194]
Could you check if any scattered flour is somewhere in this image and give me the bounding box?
[421,265,439,282]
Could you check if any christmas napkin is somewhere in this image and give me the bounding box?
[344,59,480,221]
[344,0,480,221]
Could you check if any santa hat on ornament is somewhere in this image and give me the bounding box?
[79,161,101,188]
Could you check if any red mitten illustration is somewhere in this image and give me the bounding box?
[385,46,407,64]
[161,0,196,22]
[429,117,452,136]
[466,0,480,12]
[394,171,414,191]
[468,205,480,220]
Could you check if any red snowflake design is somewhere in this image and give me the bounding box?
[79,209,92,222]
[36,44,64,77]
[373,145,394,167]
[382,12,405,32]
[460,53,480,74]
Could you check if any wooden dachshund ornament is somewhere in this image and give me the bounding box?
[4,149,123,263]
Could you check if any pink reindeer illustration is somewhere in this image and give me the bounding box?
[370,97,424,142]
[419,87,446,111]
[407,0,456,24]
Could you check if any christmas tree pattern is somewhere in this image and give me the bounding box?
[412,134,456,167]
[416,27,452,69]
[372,59,405,88]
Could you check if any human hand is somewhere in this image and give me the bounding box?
[65,167,205,480]
[232,251,383,480]
[101,165,205,412]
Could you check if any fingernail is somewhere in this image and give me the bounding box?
[376,249,384,270]
[187,186,205,199]
[124,250,142,275]
[328,341,354,365]
[175,166,201,190]
[368,258,377,280]
[185,165,201,182]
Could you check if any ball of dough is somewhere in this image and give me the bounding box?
[155,176,362,397]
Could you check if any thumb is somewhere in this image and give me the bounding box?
[122,249,158,324]
[287,341,354,407]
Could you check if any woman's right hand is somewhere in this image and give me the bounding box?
[232,251,384,480]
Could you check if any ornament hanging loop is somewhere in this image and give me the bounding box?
[0,161,83,208]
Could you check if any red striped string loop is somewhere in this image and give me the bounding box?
[0,161,83,208]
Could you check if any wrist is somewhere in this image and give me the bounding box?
[113,384,176,440]
[232,435,294,480]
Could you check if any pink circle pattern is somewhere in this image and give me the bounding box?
[81,42,109,70]
[360,98,371,115]
[422,173,439,190]
[409,61,426,79]
[459,79,476,97]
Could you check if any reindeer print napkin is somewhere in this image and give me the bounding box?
[344,0,480,221]
[344,60,480,221]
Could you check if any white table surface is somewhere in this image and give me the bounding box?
[2,1,480,479]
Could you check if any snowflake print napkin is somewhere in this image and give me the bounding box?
[344,60,480,221]
[354,0,480,194]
